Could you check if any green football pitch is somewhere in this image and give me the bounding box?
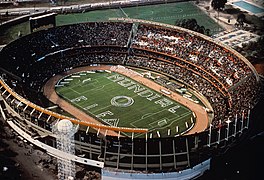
[55,70,195,137]
[0,1,222,45]
[56,1,222,34]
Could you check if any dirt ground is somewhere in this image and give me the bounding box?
[43,65,209,136]
[0,118,57,180]
[0,117,101,180]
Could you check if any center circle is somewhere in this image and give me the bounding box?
[111,96,134,107]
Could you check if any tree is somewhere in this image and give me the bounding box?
[205,29,211,36]
[237,13,246,27]
[175,19,211,36]
[211,0,227,10]
[186,19,197,30]
[235,36,264,63]
[199,26,205,34]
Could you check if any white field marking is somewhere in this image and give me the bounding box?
[59,76,86,90]
[131,113,189,139]
[80,80,114,94]
[79,79,99,88]
[71,79,109,94]
[62,71,194,134]
[146,112,192,132]
[82,84,107,94]
[91,104,114,114]
[64,78,73,81]
[78,83,139,115]
[70,95,87,103]
[116,118,120,126]
[91,93,138,115]
[119,7,128,17]
[71,75,80,78]
[153,12,203,20]
[130,112,191,130]
[69,87,81,95]
[132,109,180,128]
[130,108,168,127]
[83,103,98,111]
[158,118,168,127]
[149,118,167,128]
[137,10,154,17]
[63,96,85,110]
[141,113,153,119]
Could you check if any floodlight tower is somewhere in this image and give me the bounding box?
[53,119,77,180]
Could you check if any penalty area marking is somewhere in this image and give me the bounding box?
[158,118,168,127]
[147,112,193,131]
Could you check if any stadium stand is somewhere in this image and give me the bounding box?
[0,20,260,178]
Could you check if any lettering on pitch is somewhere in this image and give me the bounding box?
[117,78,136,87]
[70,96,87,103]
[127,84,146,93]
[96,111,114,118]
[107,74,125,82]
[83,103,98,110]
[147,94,161,101]
[137,90,153,98]
[154,98,174,108]
[107,74,174,108]
[103,119,119,126]
[168,105,180,113]
[111,96,134,107]
[96,111,119,126]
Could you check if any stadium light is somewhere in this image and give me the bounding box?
[246,107,251,128]
[225,118,231,140]
[207,123,212,147]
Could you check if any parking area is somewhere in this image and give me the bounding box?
[213,29,260,47]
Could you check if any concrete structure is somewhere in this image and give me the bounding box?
[53,119,76,180]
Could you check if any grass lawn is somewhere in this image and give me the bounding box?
[56,1,222,33]
[55,70,194,137]
[0,1,222,45]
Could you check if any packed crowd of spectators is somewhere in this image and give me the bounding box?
[132,24,252,89]
[126,55,228,127]
[0,22,132,79]
[0,22,260,129]
[24,48,128,91]
[131,23,259,126]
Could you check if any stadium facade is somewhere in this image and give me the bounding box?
[0,18,260,179]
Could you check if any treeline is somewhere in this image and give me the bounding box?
[175,18,211,36]
[235,36,264,64]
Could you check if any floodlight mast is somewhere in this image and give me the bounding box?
[53,119,77,180]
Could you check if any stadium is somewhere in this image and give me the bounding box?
[0,11,261,180]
